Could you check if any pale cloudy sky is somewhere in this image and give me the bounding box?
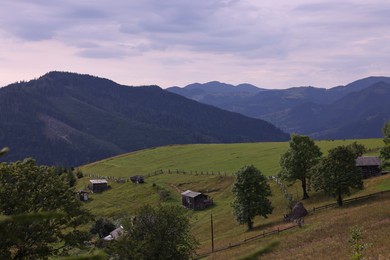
[1,0,389,89]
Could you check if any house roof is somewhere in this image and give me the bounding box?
[130,175,144,179]
[355,156,381,166]
[90,179,108,184]
[181,190,202,198]
[103,226,124,241]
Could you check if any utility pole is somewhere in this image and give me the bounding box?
[211,214,214,252]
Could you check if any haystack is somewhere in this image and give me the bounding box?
[290,202,308,219]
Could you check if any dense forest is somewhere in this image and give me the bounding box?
[0,71,288,166]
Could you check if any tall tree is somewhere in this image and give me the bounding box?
[312,146,363,206]
[232,165,273,230]
[380,120,390,167]
[0,158,92,259]
[90,218,117,239]
[346,142,366,158]
[106,205,198,260]
[279,134,322,199]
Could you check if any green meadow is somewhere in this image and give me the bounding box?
[78,138,390,259]
[81,138,383,177]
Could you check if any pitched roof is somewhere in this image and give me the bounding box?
[181,190,202,198]
[355,156,381,166]
[103,226,124,241]
[90,179,108,184]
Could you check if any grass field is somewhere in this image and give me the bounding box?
[78,138,390,259]
[81,138,384,177]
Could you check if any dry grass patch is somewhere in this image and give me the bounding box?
[206,193,390,259]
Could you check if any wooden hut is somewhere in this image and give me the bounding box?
[77,190,89,201]
[181,190,213,210]
[355,156,381,179]
[88,179,108,193]
[284,202,308,222]
[130,175,144,184]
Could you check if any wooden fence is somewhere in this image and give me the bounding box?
[193,189,389,259]
[84,169,234,182]
[311,190,390,212]
[193,224,299,259]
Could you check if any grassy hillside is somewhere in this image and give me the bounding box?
[78,138,389,259]
[81,138,383,177]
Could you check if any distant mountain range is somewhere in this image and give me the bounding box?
[168,77,390,139]
[0,72,288,166]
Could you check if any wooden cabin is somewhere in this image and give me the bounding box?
[88,179,108,193]
[77,190,89,201]
[181,190,213,210]
[130,175,144,184]
[355,156,381,179]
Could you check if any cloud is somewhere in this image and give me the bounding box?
[0,0,390,88]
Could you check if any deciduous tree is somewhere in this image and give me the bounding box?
[90,218,117,239]
[232,165,273,230]
[0,158,92,259]
[279,134,322,199]
[346,142,366,158]
[312,146,363,206]
[106,205,197,260]
[380,120,390,167]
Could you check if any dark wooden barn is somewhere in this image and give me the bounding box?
[130,175,144,184]
[355,156,381,179]
[181,190,213,210]
[88,179,108,193]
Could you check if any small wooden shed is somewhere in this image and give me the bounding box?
[355,156,381,179]
[130,175,144,184]
[284,202,308,222]
[181,190,213,210]
[88,179,108,193]
[77,190,89,201]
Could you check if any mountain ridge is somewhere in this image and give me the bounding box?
[167,76,390,139]
[0,71,289,166]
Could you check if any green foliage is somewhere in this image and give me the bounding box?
[53,166,77,187]
[152,183,171,201]
[232,165,273,230]
[346,142,367,157]
[380,120,390,167]
[0,159,93,259]
[312,146,363,206]
[75,168,84,179]
[279,134,322,199]
[90,218,117,239]
[106,205,198,260]
[349,226,369,260]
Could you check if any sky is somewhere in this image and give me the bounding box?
[1,0,389,89]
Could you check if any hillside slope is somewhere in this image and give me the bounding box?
[78,140,389,259]
[0,72,288,166]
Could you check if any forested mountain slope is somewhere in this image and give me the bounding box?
[168,77,390,138]
[0,72,288,166]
